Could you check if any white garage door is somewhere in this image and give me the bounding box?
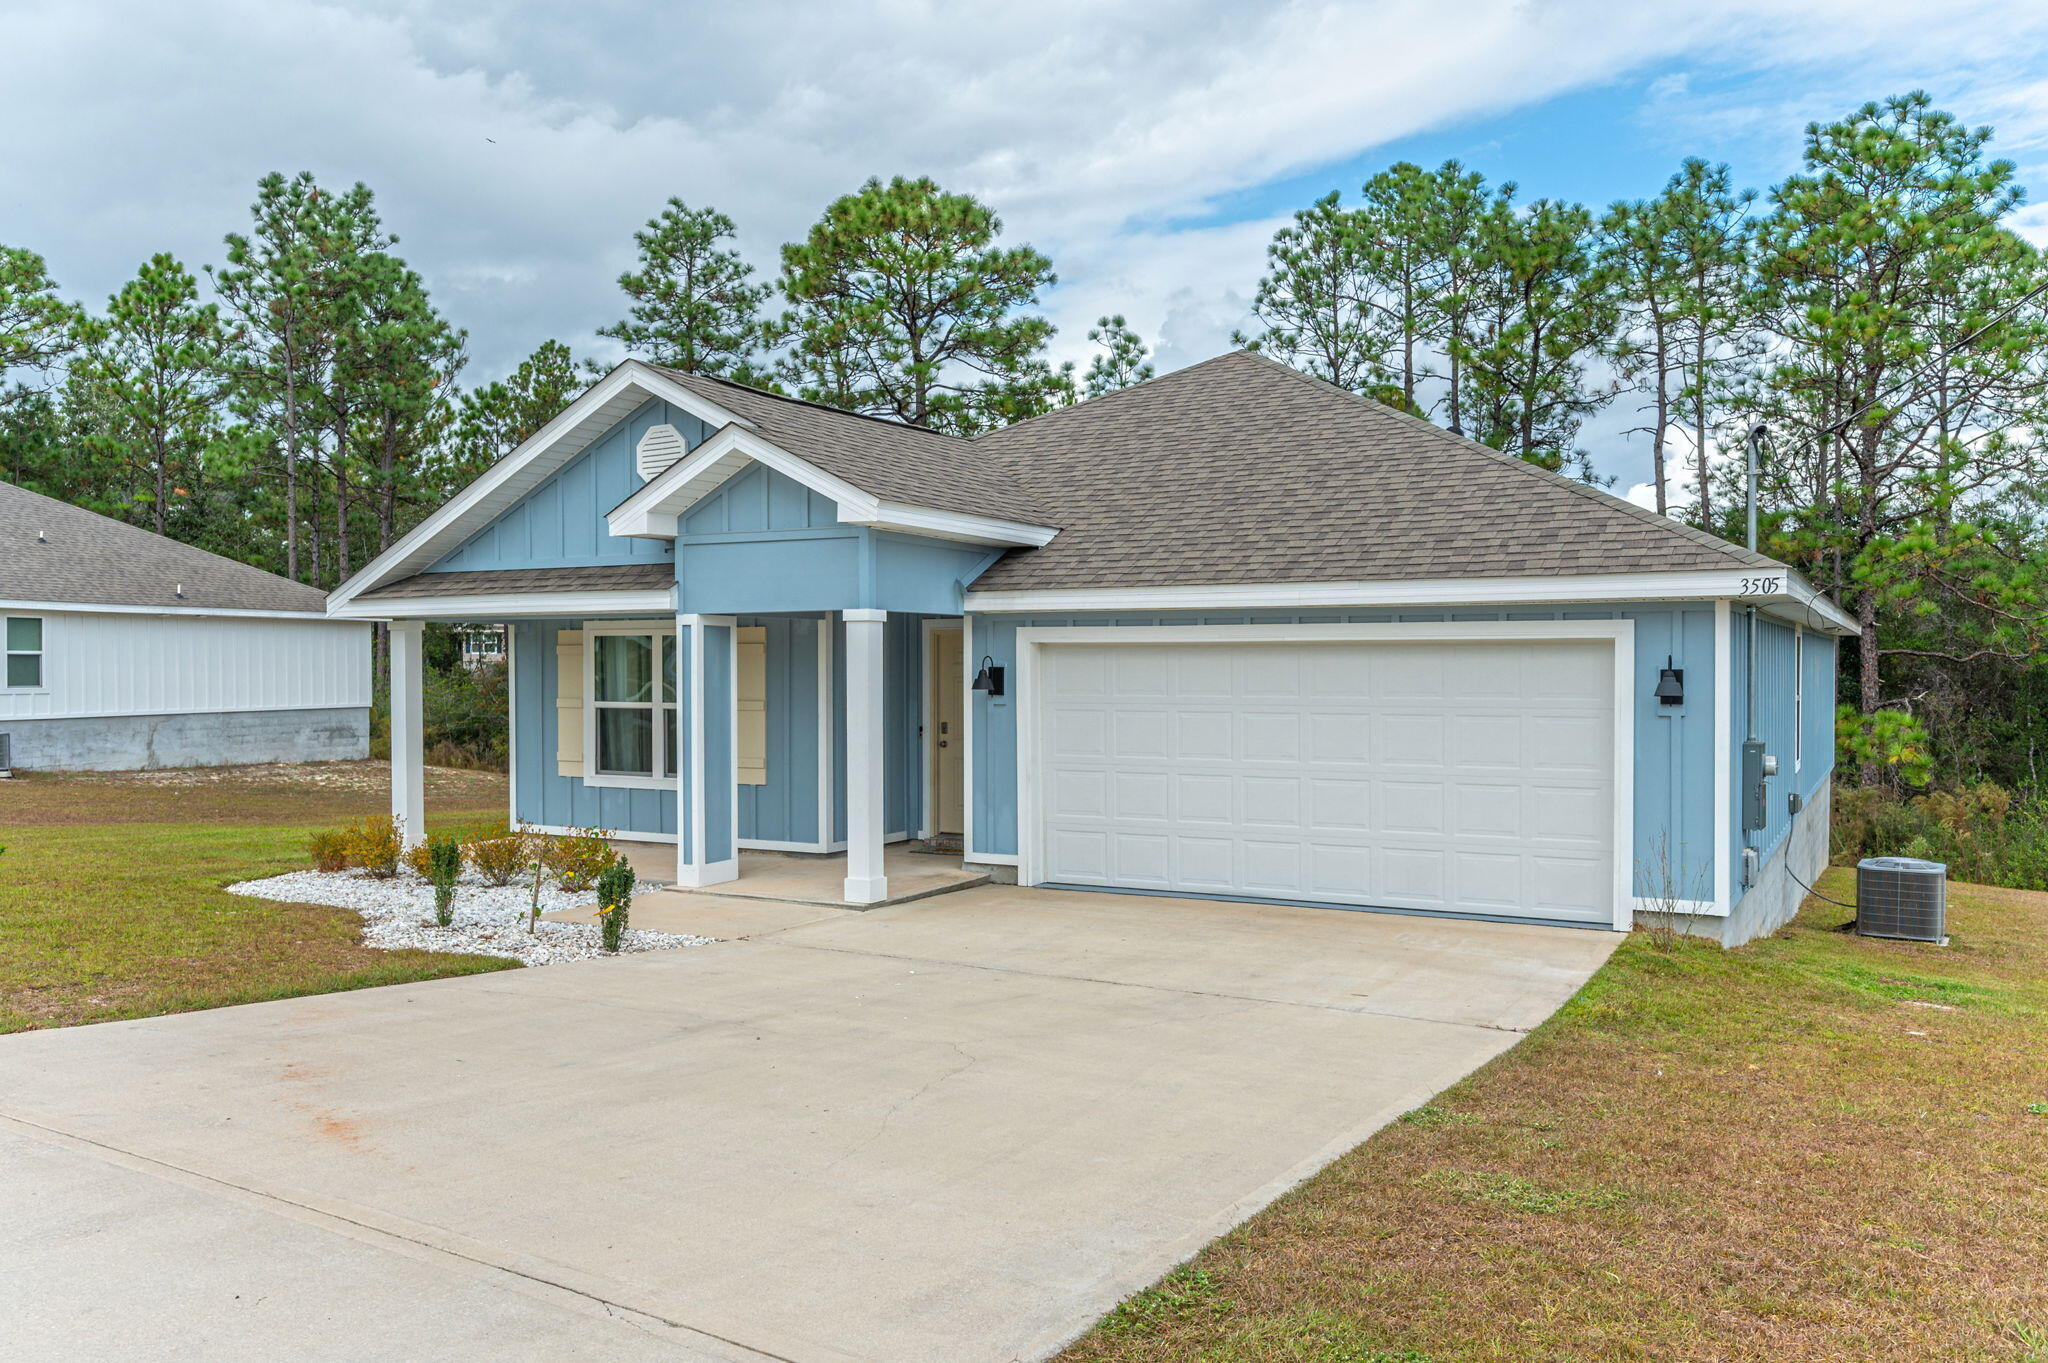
[1034,638,1618,925]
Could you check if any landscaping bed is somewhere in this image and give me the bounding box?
[227,868,707,966]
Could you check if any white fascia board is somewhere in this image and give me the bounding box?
[328,365,750,613]
[1770,575,1859,634]
[966,568,1852,623]
[0,598,344,622]
[841,500,1060,548]
[608,425,1059,549]
[329,589,675,621]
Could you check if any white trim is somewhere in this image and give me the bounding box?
[843,607,887,624]
[1793,625,1805,775]
[965,853,1019,867]
[675,857,740,888]
[328,361,749,610]
[817,617,836,849]
[1633,897,1719,919]
[330,589,674,622]
[919,619,964,840]
[675,613,739,887]
[1713,600,1734,915]
[842,501,1059,548]
[1011,620,1637,932]
[967,568,1855,633]
[580,621,678,791]
[389,620,426,849]
[0,598,337,622]
[962,615,980,863]
[505,624,519,831]
[842,609,889,904]
[729,622,741,871]
[608,424,1059,548]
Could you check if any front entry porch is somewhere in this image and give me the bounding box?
[612,840,989,908]
[386,606,971,910]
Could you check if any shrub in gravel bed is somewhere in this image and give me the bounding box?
[596,855,634,952]
[426,833,463,927]
[308,829,350,873]
[342,814,403,878]
[466,835,526,886]
[537,827,616,892]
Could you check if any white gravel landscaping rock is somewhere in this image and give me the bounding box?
[226,869,712,966]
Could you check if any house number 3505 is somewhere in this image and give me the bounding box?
[1738,577,1784,596]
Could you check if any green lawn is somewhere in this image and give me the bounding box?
[0,763,516,1033]
[1059,873,2048,1363]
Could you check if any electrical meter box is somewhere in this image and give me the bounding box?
[1741,739,1772,831]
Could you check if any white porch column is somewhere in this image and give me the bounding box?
[843,608,889,904]
[676,613,741,888]
[389,620,426,848]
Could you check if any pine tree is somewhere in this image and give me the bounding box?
[777,176,1069,434]
[1234,193,1381,393]
[1083,315,1154,397]
[450,339,584,479]
[71,254,227,537]
[0,245,81,409]
[599,200,769,381]
[1457,196,1619,477]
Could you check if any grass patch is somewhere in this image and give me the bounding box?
[1060,869,2048,1362]
[0,764,515,1033]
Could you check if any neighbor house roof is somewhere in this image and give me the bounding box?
[966,350,1780,593]
[0,479,330,614]
[358,564,674,600]
[648,366,1049,525]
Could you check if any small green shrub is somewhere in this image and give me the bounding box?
[596,855,635,952]
[537,827,617,892]
[340,815,402,878]
[426,833,463,928]
[308,829,351,873]
[466,835,526,887]
[1832,780,2048,892]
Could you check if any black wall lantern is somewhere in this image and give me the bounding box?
[970,654,1006,698]
[1654,656,1685,707]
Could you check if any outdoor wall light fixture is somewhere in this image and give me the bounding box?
[970,655,1006,697]
[1654,656,1685,706]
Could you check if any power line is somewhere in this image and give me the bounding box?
[1824,276,2048,438]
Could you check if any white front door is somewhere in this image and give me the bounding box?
[1033,638,1618,924]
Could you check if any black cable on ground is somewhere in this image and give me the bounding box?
[1785,863,1859,913]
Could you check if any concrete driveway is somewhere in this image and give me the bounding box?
[0,885,1617,1363]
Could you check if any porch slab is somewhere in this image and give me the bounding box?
[610,842,989,910]
[549,891,854,941]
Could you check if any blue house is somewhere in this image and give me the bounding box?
[331,351,1851,945]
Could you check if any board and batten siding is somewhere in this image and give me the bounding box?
[0,610,370,722]
[965,604,1720,902]
[425,397,703,573]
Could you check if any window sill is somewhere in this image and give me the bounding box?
[581,771,674,791]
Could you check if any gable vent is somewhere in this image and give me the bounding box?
[636,423,688,481]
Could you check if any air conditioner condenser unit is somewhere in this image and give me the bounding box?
[1856,856,1947,944]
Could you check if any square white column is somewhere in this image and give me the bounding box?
[389,620,426,848]
[843,609,889,904]
[676,613,740,888]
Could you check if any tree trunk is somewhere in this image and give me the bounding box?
[1651,331,1669,516]
[1693,333,1711,530]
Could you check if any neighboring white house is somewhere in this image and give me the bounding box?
[0,479,371,772]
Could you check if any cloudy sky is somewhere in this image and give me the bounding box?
[9,0,2048,499]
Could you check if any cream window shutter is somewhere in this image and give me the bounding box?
[555,628,585,778]
[737,626,767,785]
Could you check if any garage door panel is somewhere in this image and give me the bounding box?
[1036,639,1615,924]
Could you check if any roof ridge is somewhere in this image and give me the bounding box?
[646,364,972,444]
[1227,348,1775,571]
[971,349,1249,446]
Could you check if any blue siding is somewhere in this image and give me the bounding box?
[1731,614,1837,890]
[698,622,734,862]
[737,615,824,845]
[510,618,678,837]
[683,462,839,534]
[513,609,928,848]
[966,605,1722,899]
[428,399,707,572]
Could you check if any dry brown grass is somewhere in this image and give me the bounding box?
[1061,872,2048,1363]
[0,763,515,1033]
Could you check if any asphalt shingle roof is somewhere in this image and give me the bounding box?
[359,564,674,600]
[648,366,1049,525]
[966,350,1779,592]
[0,479,329,613]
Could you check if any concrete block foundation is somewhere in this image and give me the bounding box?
[2,706,370,773]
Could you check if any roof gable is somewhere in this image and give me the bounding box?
[0,479,328,615]
[968,349,1778,593]
[426,396,690,573]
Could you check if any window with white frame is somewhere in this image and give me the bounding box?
[1793,628,1804,771]
[4,616,42,689]
[586,627,677,783]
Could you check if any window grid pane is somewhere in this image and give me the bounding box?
[597,707,655,776]
[594,635,655,703]
[6,617,40,651]
[6,654,41,688]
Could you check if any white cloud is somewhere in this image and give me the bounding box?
[8,0,2048,387]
